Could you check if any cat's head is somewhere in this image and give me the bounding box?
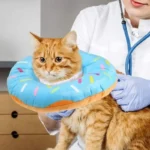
[31,31,82,83]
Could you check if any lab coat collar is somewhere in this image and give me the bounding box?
[125,18,150,37]
[138,19,150,36]
[120,0,150,37]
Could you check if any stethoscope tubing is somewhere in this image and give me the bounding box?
[119,0,150,75]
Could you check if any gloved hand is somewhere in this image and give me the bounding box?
[111,74,150,112]
[46,109,75,120]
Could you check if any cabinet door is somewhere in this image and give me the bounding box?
[0,92,36,114]
[0,115,48,134]
[0,135,56,150]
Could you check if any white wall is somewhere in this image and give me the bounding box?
[0,0,113,62]
[0,0,40,61]
[0,0,113,91]
[41,0,112,37]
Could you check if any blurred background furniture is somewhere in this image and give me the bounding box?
[0,68,56,150]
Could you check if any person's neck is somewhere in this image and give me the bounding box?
[125,11,139,28]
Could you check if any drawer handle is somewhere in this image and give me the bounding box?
[11,111,18,118]
[11,131,19,139]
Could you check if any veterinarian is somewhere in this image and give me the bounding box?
[39,0,150,149]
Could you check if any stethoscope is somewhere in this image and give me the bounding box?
[118,0,150,75]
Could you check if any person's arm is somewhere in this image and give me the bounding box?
[38,112,60,135]
[38,110,74,135]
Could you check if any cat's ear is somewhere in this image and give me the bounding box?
[30,32,42,48]
[62,31,77,50]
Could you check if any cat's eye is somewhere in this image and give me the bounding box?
[40,57,46,63]
[55,57,62,63]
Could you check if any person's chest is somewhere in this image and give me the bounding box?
[88,17,150,80]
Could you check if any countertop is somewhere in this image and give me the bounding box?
[0,68,11,91]
[0,62,15,68]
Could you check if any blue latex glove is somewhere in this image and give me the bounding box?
[111,74,150,112]
[46,109,75,120]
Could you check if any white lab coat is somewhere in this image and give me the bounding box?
[41,0,150,149]
[71,1,150,79]
[70,0,150,149]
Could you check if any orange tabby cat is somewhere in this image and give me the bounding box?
[31,31,150,150]
[31,31,82,84]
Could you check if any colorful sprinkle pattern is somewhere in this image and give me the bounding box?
[7,50,117,108]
